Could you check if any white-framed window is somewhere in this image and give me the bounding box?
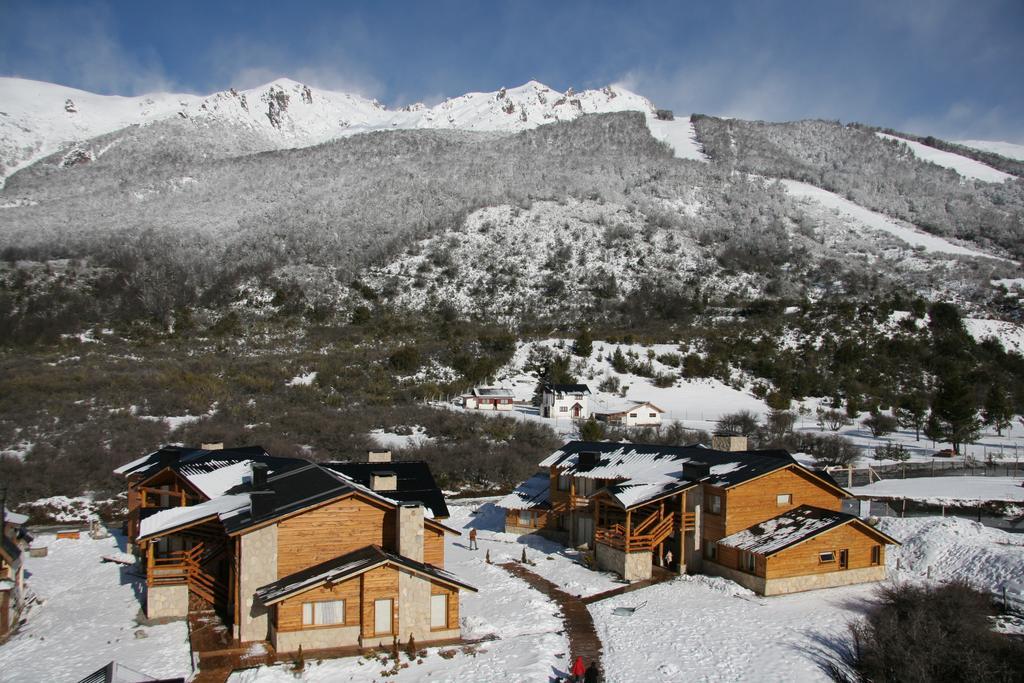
[559,405,569,412]
[302,599,345,626]
[374,598,393,634]
[430,593,448,628]
[518,510,532,526]
[708,494,722,515]
[819,551,836,564]
[649,413,657,418]
[776,493,792,506]
[629,413,637,418]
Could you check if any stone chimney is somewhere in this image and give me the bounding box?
[368,450,392,463]
[396,503,424,562]
[370,471,397,492]
[712,433,748,452]
[201,442,224,451]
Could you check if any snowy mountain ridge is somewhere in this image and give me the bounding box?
[0,76,699,184]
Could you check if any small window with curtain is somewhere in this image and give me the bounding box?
[302,599,345,626]
[776,493,792,506]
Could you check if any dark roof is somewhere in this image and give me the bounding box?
[543,383,591,394]
[254,544,476,605]
[76,661,185,683]
[116,445,301,482]
[1,534,21,564]
[323,461,450,519]
[221,463,358,535]
[717,505,899,556]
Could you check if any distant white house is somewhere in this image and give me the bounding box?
[462,387,515,411]
[592,399,664,426]
[541,383,591,420]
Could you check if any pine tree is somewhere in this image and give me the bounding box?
[982,383,1014,436]
[572,326,593,358]
[929,375,981,454]
[579,416,605,441]
[894,393,928,441]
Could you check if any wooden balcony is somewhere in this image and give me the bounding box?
[595,511,675,552]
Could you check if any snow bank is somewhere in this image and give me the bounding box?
[879,516,1024,593]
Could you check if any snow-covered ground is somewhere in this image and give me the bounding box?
[850,476,1024,506]
[964,317,1024,355]
[0,532,190,682]
[956,139,1024,162]
[368,426,435,450]
[780,179,1006,260]
[646,115,707,161]
[878,133,1015,183]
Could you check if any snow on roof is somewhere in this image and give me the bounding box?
[138,493,250,540]
[471,387,514,397]
[112,449,160,475]
[604,479,693,508]
[850,476,1024,505]
[3,508,28,525]
[180,459,252,498]
[590,398,663,415]
[718,506,856,556]
[497,473,552,510]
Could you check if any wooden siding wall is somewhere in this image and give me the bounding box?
[424,527,444,566]
[276,577,361,632]
[719,467,844,537]
[361,566,399,637]
[765,525,884,579]
[701,485,728,542]
[277,496,395,577]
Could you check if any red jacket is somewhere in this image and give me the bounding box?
[572,656,586,676]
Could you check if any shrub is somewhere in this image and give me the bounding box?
[862,413,898,438]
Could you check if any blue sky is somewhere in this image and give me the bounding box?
[1,0,1022,141]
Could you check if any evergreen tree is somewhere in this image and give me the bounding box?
[982,383,1014,436]
[894,393,928,441]
[928,375,981,454]
[579,417,605,441]
[572,326,593,358]
[610,347,629,373]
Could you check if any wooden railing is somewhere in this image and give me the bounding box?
[595,511,676,552]
[147,541,228,605]
[682,512,696,531]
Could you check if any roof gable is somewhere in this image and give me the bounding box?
[718,505,899,557]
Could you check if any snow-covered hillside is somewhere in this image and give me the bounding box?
[956,139,1024,162]
[877,132,1014,183]
[0,77,702,185]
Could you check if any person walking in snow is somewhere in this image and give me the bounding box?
[571,655,586,682]
[469,527,478,550]
[584,661,600,683]
[663,548,673,570]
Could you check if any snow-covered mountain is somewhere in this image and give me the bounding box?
[0,77,704,184]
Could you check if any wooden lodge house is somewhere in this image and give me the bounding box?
[499,437,898,595]
[115,446,474,655]
[0,508,28,638]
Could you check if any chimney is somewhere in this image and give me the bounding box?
[201,442,224,451]
[249,490,275,520]
[251,462,269,490]
[682,460,711,480]
[712,433,748,452]
[368,450,392,463]
[371,471,397,492]
[577,451,599,472]
[396,502,424,562]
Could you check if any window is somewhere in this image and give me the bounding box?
[518,510,532,526]
[704,540,717,560]
[819,551,836,564]
[871,545,881,566]
[557,473,571,491]
[744,551,756,572]
[649,413,657,418]
[302,599,345,626]
[708,494,722,515]
[629,413,637,418]
[374,598,393,634]
[430,593,448,628]
[776,493,792,506]
[559,405,568,413]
